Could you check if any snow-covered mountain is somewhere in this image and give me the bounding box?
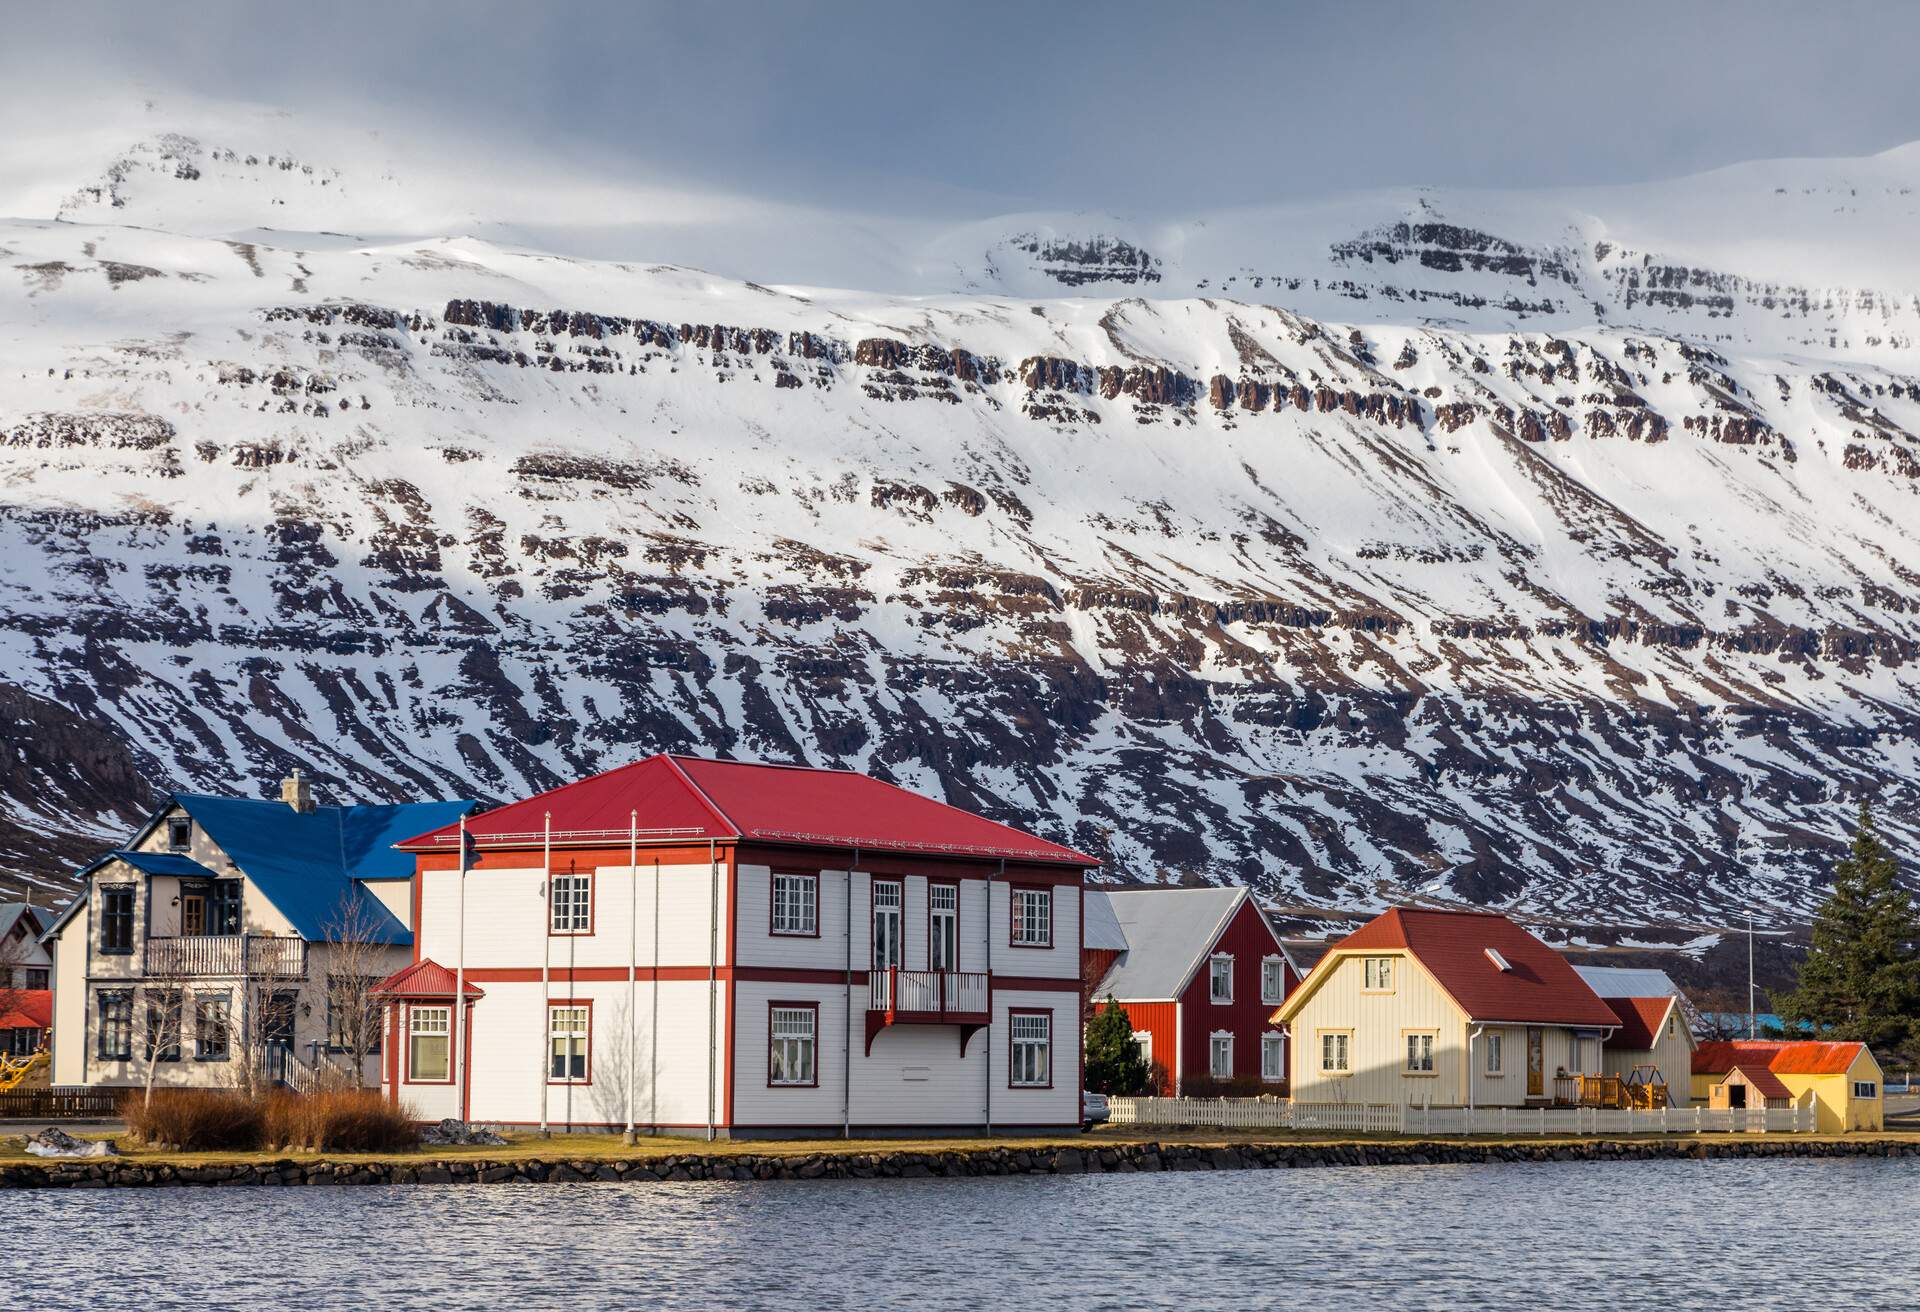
[2,93,1916,934]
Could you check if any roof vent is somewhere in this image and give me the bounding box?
[1485,947,1512,972]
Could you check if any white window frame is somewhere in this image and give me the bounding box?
[1260,955,1287,1005]
[549,874,591,935]
[1131,1028,1153,1068]
[1363,956,1394,992]
[1854,1081,1878,1100]
[1010,887,1052,947]
[872,880,903,970]
[1405,1031,1436,1074]
[929,882,958,970]
[1209,1031,1234,1079]
[1320,1030,1351,1074]
[771,872,818,936]
[1010,1012,1051,1087]
[548,1004,589,1083]
[1485,1031,1504,1075]
[1261,1032,1285,1082]
[1208,954,1234,1004]
[408,1004,450,1082]
[769,1005,817,1087]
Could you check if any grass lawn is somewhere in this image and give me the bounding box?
[4,1123,1918,1170]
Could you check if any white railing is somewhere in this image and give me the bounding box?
[1110,1098,1400,1134]
[1108,1098,1818,1136]
[143,935,308,979]
[868,969,989,1016]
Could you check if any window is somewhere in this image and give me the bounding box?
[1320,1031,1350,1073]
[1261,1033,1286,1082]
[872,881,903,970]
[143,991,183,1063]
[769,1004,818,1086]
[194,994,230,1061]
[1854,1081,1879,1100]
[771,872,818,936]
[100,886,135,955]
[1667,1014,1676,1038]
[1132,1029,1153,1068]
[167,817,192,852]
[929,883,958,971]
[208,881,242,935]
[1010,887,1051,947]
[550,874,592,935]
[408,1005,451,1082]
[1261,956,1287,1005]
[1405,1032,1435,1073]
[1209,955,1234,1004]
[1484,947,1512,972]
[1485,1032,1504,1075]
[25,968,48,991]
[96,991,132,1061]
[1209,1033,1233,1079]
[1362,957,1394,991]
[548,1004,589,1082]
[1010,1011,1051,1087]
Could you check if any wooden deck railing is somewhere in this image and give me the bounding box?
[0,1086,120,1119]
[142,935,307,979]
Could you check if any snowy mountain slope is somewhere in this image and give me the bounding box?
[1,96,1917,926]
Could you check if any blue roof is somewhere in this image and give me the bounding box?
[105,850,222,879]
[175,795,477,946]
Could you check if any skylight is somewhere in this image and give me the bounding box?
[1485,948,1512,972]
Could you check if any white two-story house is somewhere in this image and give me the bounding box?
[380,753,1096,1137]
[41,772,473,1091]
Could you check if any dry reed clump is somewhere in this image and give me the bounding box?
[119,1089,265,1151]
[119,1087,418,1153]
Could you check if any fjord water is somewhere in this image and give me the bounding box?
[7,1158,1907,1309]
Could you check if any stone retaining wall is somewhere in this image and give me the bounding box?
[3,1137,1914,1189]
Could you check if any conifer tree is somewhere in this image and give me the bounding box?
[1777,802,1920,1056]
[1083,997,1152,1095]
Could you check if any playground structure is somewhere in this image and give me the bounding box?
[0,1048,49,1092]
[1557,1065,1673,1110]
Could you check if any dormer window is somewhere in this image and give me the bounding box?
[1485,948,1512,972]
[167,818,192,852]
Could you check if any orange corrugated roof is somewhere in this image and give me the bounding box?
[1331,908,1621,1027]
[1693,1039,1866,1076]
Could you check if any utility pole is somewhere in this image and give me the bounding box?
[1747,909,1756,1040]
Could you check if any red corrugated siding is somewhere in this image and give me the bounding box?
[1112,1001,1178,1094]
[1178,899,1295,1088]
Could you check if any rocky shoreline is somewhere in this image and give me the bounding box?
[3,1136,1914,1189]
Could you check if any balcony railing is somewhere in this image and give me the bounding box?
[865,969,990,1056]
[142,934,308,980]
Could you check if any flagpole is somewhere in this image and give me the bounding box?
[626,810,638,1144]
[540,811,552,1138]
[454,814,468,1124]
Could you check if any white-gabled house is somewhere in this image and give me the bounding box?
[377,753,1096,1137]
[40,772,472,1091]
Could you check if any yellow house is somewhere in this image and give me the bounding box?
[1273,908,1625,1107]
[1691,1040,1885,1133]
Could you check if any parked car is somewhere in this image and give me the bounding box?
[1082,1090,1110,1129]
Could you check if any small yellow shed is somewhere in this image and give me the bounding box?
[1709,1064,1793,1112]
[1692,1041,1884,1133]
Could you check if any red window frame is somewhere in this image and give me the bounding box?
[767,1000,821,1088]
[1008,885,1053,948]
[547,867,596,938]
[1007,1007,1054,1089]
[927,879,960,971]
[769,869,821,938]
[545,997,593,1085]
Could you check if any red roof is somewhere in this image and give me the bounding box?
[0,989,51,1031]
[1331,908,1621,1027]
[371,960,485,998]
[1603,996,1676,1049]
[1725,1063,1794,1101]
[1693,1039,1867,1077]
[396,753,1097,865]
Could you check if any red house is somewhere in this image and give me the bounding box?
[1084,887,1298,1094]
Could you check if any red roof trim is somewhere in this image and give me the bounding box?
[371,959,486,999]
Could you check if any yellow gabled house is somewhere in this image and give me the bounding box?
[1691,1040,1884,1132]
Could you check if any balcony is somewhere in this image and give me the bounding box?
[143,935,309,980]
[865,968,990,1055]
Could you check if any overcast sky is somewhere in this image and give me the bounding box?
[10,0,1920,218]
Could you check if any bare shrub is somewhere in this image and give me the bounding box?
[265,1088,418,1153]
[120,1089,265,1151]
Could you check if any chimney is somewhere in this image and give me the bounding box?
[281,768,315,814]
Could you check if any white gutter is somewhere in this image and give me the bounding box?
[625,811,637,1145]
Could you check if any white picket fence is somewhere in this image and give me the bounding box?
[1108,1097,1815,1137]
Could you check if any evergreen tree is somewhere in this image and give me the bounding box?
[1082,997,1152,1095]
[1777,802,1920,1056]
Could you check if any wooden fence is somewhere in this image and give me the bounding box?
[0,1086,121,1119]
[1109,1097,1817,1136]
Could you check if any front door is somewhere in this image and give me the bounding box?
[261,989,298,1082]
[181,893,206,936]
[1527,1027,1544,1098]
